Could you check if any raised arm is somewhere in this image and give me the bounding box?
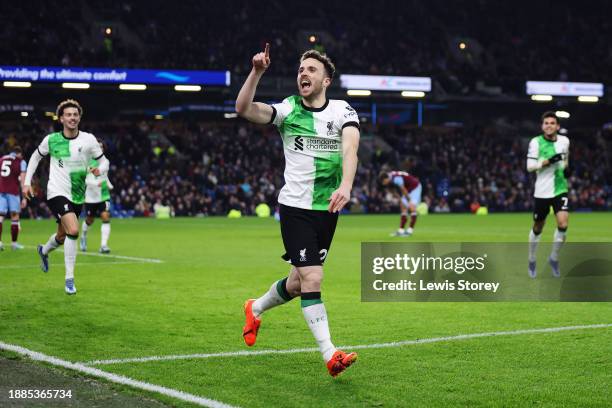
[328,126,360,213]
[235,43,274,124]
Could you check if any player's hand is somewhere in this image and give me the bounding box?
[20,197,27,209]
[252,43,271,74]
[548,153,563,164]
[91,167,101,176]
[401,196,410,207]
[22,185,34,200]
[328,185,351,213]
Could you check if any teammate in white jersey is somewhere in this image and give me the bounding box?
[81,139,113,254]
[236,44,360,377]
[526,111,570,278]
[23,100,109,295]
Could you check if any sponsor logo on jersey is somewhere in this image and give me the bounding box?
[305,138,339,152]
[344,105,357,119]
[294,136,304,151]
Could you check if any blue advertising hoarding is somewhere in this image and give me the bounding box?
[0,66,230,86]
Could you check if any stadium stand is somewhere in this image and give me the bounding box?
[1,120,609,217]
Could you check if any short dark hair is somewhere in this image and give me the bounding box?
[13,145,22,154]
[378,171,390,184]
[300,50,336,80]
[541,111,559,124]
[56,99,83,118]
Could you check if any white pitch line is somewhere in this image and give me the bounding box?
[0,261,157,270]
[83,323,612,366]
[0,341,238,408]
[23,245,163,263]
[72,252,164,264]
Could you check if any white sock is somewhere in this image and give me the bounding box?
[528,229,541,262]
[64,236,77,280]
[43,233,61,255]
[101,223,111,247]
[550,228,567,261]
[81,221,89,238]
[302,300,336,361]
[252,278,292,317]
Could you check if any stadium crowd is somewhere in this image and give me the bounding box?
[2,1,611,95]
[1,118,609,218]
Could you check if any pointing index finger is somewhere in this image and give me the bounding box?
[264,43,270,58]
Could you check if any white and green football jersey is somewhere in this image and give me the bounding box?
[85,158,112,203]
[271,96,359,210]
[527,134,570,198]
[36,131,104,204]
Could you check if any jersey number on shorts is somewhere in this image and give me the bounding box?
[561,197,569,210]
[319,249,328,261]
[64,204,69,211]
[1,160,12,176]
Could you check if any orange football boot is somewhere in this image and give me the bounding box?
[326,350,358,377]
[242,299,261,346]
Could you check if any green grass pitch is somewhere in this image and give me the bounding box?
[1,213,611,407]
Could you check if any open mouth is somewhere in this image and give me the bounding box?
[300,79,311,91]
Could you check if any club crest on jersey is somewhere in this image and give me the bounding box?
[294,136,304,151]
[326,121,334,136]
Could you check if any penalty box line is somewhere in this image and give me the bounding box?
[23,245,164,264]
[83,323,612,366]
[0,341,238,408]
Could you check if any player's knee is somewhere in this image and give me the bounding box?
[532,222,545,235]
[557,222,568,231]
[285,279,301,298]
[302,275,322,286]
[287,285,301,298]
[298,267,323,291]
[65,226,79,237]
